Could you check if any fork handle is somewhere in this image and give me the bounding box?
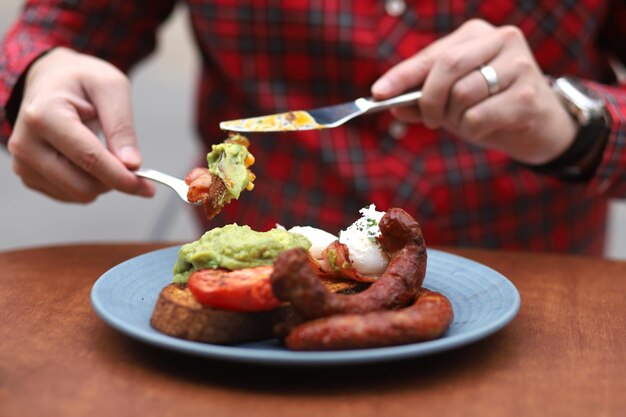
[135,168,180,184]
[134,168,192,203]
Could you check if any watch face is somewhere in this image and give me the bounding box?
[564,77,601,98]
[554,77,606,123]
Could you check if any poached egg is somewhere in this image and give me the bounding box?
[338,204,389,275]
[288,204,389,276]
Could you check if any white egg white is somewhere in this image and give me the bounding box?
[338,205,389,275]
[288,205,389,276]
[288,226,338,259]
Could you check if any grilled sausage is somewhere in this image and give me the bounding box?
[285,288,453,350]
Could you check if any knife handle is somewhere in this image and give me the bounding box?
[359,90,423,113]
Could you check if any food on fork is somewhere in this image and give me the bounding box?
[150,206,453,350]
[185,133,256,220]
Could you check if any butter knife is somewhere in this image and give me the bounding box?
[219,90,422,132]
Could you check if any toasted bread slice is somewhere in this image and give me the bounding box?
[318,277,369,295]
[150,278,368,344]
[150,284,285,344]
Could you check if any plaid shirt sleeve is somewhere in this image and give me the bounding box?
[587,82,626,197]
[0,0,177,143]
[583,0,626,197]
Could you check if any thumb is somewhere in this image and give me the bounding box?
[371,54,432,100]
[82,67,142,170]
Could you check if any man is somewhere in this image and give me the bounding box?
[1,1,625,254]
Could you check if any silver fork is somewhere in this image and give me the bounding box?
[135,168,197,204]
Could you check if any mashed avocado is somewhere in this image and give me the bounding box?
[207,136,251,201]
[172,224,312,284]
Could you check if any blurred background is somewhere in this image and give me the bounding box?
[1,1,625,258]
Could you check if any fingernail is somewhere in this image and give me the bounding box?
[372,78,393,97]
[119,146,141,167]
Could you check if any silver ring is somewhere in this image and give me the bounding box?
[478,65,500,96]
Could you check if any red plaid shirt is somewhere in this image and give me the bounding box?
[2,0,626,254]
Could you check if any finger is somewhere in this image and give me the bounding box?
[80,67,143,169]
[458,82,538,145]
[419,31,509,129]
[66,93,106,137]
[388,54,518,125]
[446,55,517,128]
[21,102,154,197]
[12,158,74,202]
[462,76,577,164]
[9,130,113,202]
[13,157,111,202]
[371,19,495,99]
[389,53,513,125]
[388,104,422,123]
[71,94,98,124]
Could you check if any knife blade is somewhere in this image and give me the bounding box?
[219,90,422,132]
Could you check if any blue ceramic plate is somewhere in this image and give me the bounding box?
[91,247,520,366]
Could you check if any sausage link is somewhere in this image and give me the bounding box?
[285,289,453,350]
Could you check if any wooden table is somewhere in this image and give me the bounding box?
[0,243,624,417]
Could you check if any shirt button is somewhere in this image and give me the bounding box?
[385,0,406,17]
[389,121,407,140]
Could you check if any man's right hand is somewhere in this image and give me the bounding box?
[7,47,154,202]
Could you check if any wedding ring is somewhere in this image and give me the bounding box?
[479,65,500,96]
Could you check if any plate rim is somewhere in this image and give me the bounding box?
[91,246,521,366]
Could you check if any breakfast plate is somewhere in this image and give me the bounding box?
[91,246,520,366]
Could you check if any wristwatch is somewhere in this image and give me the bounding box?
[552,76,608,128]
[532,76,611,180]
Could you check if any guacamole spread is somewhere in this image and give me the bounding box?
[172,224,311,284]
[207,134,252,202]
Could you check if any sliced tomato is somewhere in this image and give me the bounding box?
[187,266,282,312]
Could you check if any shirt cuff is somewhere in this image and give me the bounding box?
[583,81,626,195]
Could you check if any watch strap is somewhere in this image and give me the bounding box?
[524,115,609,181]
